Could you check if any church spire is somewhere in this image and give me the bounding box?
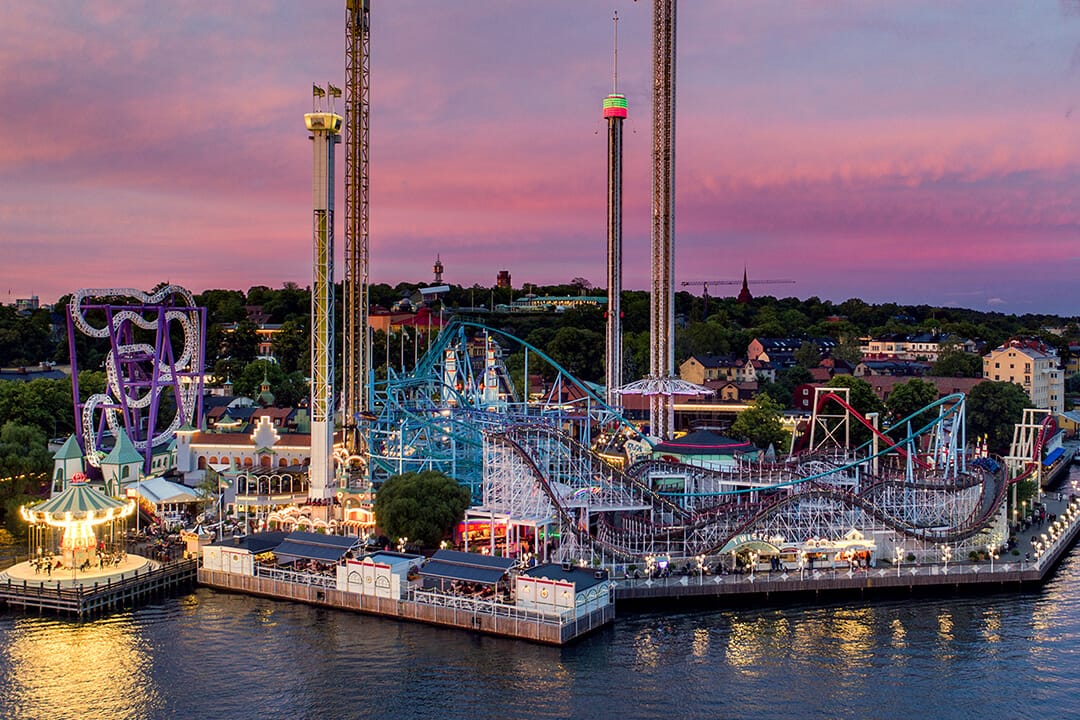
[736,266,753,304]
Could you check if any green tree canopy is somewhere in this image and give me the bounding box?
[0,421,52,523]
[545,327,603,382]
[730,394,790,451]
[373,470,471,547]
[931,349,983,377]
[885,379,940,432]
[967,381,1032,455]
[794,341,822,369]
[758,365,813,408]
[234,360,309,408]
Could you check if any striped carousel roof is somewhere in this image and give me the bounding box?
[28,482,129,519]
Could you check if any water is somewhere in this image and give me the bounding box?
[4,470,1080,720]
[0,559,1077,720]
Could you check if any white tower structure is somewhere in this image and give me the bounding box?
[306,95,343,499]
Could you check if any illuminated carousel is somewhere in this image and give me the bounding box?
[4,473,152,587]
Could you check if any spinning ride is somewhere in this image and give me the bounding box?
[68,286,207,475]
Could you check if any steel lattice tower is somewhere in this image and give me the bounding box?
[344,0,371,455]
[604,12,627,408]
[305,106,342,498]
[649,0,677,439]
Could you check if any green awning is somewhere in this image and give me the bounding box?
[719,538,781,554]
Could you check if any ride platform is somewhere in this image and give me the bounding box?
[0,557,197,617]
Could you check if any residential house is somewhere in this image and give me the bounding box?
[678,354,741,385]
[983,339,1064,412]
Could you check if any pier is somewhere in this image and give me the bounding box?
[0,558,198,618]
[198,567,613,645]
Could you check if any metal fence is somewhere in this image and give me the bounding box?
[255,565,337,589]
[410,588,572,625]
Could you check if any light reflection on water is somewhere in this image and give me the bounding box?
[0,613,158,720]
[1,574,1079,720]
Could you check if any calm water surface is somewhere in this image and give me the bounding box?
[4,477,1080,719]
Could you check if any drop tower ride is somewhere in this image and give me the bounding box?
[604,11,627,409]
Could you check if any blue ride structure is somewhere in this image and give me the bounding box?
[351,321,1046,570]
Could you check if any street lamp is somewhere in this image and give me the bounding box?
[986,543,998,573]
[798,552,806,580]
[940,544,951,571]
[697,554,705,585]
[894,546,903,577]
[748,551,759,579]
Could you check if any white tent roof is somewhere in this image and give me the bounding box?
[125,477,202,505]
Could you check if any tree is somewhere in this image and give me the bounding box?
[758,366,812,408]
[885,379,939,432]
[931,348,983,377]
[272,317,310,374]
[824,375,885,446]
[221,320,259,365]
[826,375,884,418]
[0,422,51,523]
[0,422,51,478]
[794,341,822,369]
[373,470,471,547]
[545,327,603,382]
[569,277,592,292]
[830,334,864,366]
[967,381,1032,455]
[730,395,790,451]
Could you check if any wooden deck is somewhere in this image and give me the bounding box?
[199,568,614,645]
[0,559,198,618]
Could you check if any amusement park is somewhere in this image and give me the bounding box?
[3,2,1080,641]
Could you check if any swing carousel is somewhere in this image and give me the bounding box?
[5,473,152,587]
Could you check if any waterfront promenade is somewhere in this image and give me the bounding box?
[615,485,1080,606]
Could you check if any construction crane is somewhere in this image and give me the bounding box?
[680,272,795,315]
[343,0,370,456]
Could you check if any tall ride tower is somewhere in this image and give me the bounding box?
[604,12,627,408]
[649,0,677,439]
[344,0,371,456]
[305,94,342,498]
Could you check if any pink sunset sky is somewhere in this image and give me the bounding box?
[1,1,1079,315]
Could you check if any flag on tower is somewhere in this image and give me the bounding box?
[313,84,326,98]
[327,83,342,98]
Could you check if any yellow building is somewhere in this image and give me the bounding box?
[982,340,1064,412]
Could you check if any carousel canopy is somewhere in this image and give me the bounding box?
[29,482,129,520]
